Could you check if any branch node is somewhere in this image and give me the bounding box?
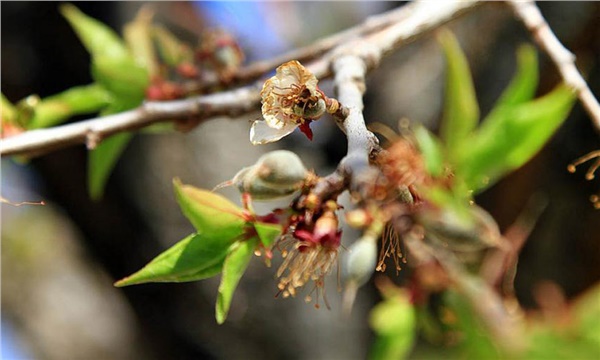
[85,130,101,150]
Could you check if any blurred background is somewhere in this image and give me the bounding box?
[2,2,599,359]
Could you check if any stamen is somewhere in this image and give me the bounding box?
[568,150,600,179]
[377,223,404,275]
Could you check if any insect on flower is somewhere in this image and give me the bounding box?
[250,60,339,145]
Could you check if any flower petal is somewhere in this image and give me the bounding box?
[250,120,298,145]
[263,113,285,129]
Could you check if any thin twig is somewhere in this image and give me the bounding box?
[332,55,380,194]
[304,55,377,203]
[508,0,600,133]
[0,0,480,158]
[480,195,548,292]
[309,1,482,199]
[306,1,481,81]
[182,2,421,93]
[0,85,261,157]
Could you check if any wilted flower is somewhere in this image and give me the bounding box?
[377,139,428,196]
[251,60,328,145]
[276,201,342,309]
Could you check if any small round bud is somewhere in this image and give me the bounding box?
[229,150,309,201]
[254,150,308,188]
[344,236,378,288]
[418,204,500,252]
[345,209,372,228]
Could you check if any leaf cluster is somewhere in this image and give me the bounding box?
[115,179,282,324]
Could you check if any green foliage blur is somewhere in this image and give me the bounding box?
[371,29,592,360]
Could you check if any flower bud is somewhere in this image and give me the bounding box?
[418,204,500,252]
[345,236,378,288]
[228,150,309,201]
[253,150,308,188]
[342,235,378,314]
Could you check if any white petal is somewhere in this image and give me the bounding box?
[263,114,285,129]
[250,120,298,145]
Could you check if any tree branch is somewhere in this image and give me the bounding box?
[309,1,482,200]
[332,55,379,193]
[183,2,424,93]
[0,85,261,157]
[1,0,481,158]
[306,1,481,81]
[507,0,600,133]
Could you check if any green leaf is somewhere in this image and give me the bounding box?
[438,29,480,161]
[216,237,258,324]
[61,4,149,105]
[253,221,282,248]
[490,44,538,112]
[525,284,600,360]
[152,25,193,66]
[458,84,575,193]
[123,6,159,77]
[573,284,600,348]
[173,179,247,239]
[114,232,234,286]
[88,132,133,200]
[28,84,111,129]
[60,4,129,60]
[370,287,416,360]
[413,125,444,178]
[526,330,600,360]
[91,56,149,101]
[443,290,500,359]
[13,95,40,128]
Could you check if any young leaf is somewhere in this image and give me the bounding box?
[370,287,417,360]
[88,132,133,200]
[123,6,159,78]
[173,179,248,239]
[91,56,149,101]
[572,284,600,348]
[60,4,129,60]
[442,290,500,359]
[60,5,148,200]
[253,221,282,248]
[216,237,258,324]
[115,232,234,287]
[28,84,111,129]
[61,4,149,105]
[438,29,480,161]
[413,125,444,178]
[152,25,193,66]
[489,44,539,111]
[458,84,575,193]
